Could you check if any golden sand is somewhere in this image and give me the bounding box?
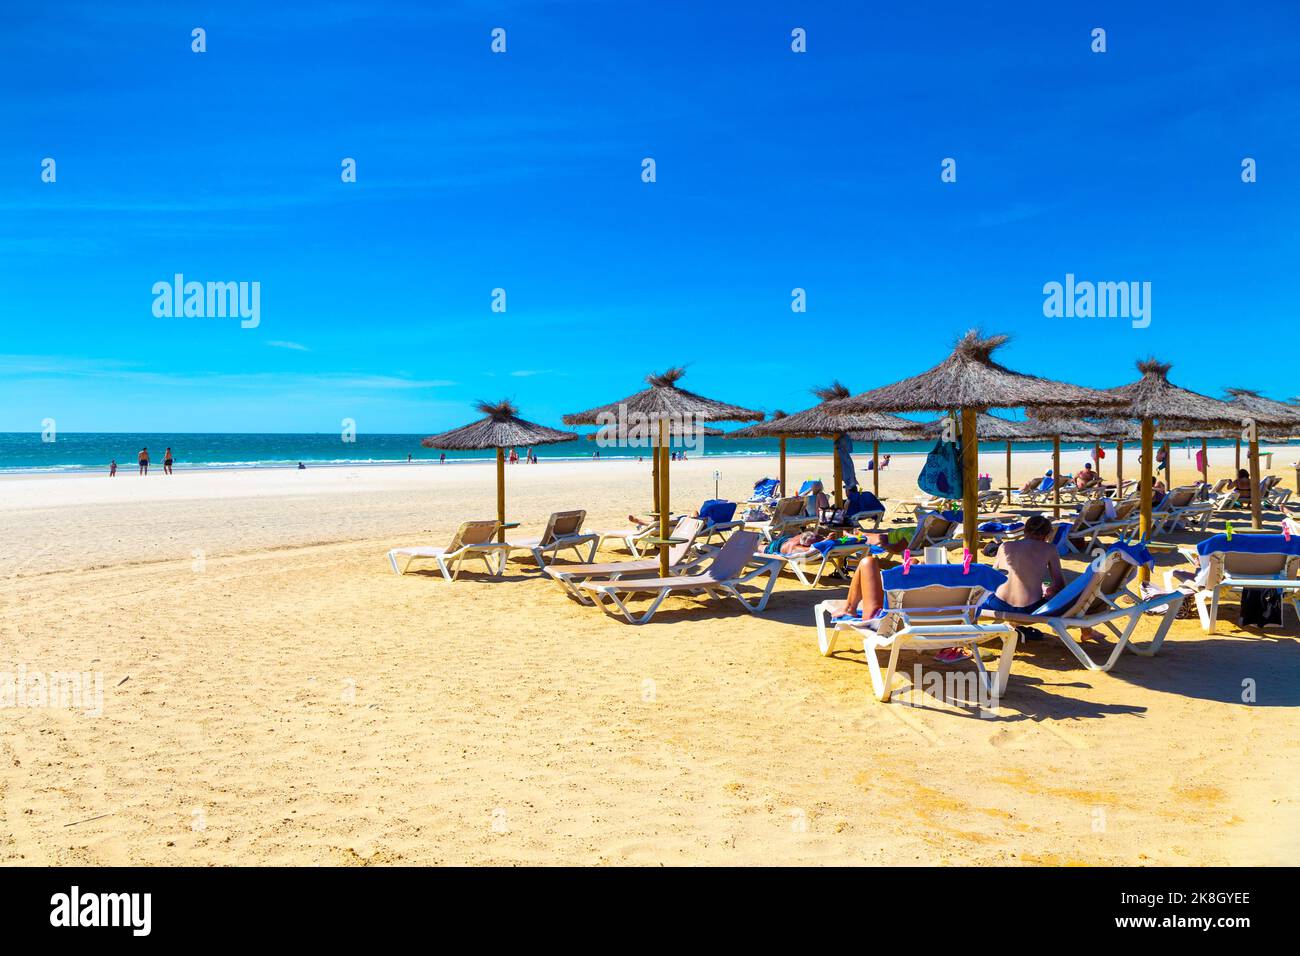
[1,448,1297,865]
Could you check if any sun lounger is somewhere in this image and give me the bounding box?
[696,499,745,545]
[503,510,600,568]
[906,510,963,552]
[985,542,1184,671]
[1056,499,1110,554]
[1164,533,1300,633]
[746,477,782,506]
[1151,485,1215,535]
[814,562,1018,703]
[765,535,879,587]
[576,530,781,625]
[744,495,817,542]
[546,517,707,603]
[386,520,507,579]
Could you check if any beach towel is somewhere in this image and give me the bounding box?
[698,499,737,526]
[978,519,1024,534]
[918,439,963,499]
[880,561,1006,606]
[846,489,884,515]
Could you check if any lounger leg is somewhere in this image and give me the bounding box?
[1207,588,1221,634]
[987,632,1019,697]
[439,556,456,582]
[388,551,402,574]
[1128,597,1183,657]
[814,601,839,655]
[1050,621,1107,671]
[870,641,904,703]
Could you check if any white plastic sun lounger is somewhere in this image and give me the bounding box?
[576,530,781,625]
[386,520,506,580]
[545,518,706,603]
[503,509,600,568]
[765,538,876,587]
[985,544,1184,672]
[1151,485,1214,536]
[813,563,1017,703]
[744,496,816,543]
[1164,534,1300,633]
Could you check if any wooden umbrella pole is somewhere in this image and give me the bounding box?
[1116,440,1124,492]
[496,447,506,543]
[1162,441,1170,487]
[1139,419,1154,583]
[658,418,671,575]
[960,409,979,556]
[652,438,660,513]
[1235,437,1241,473]
[779,437,787,497]
[1005,441,1012,497]
[1200,438,1208,485]
[1052,436,1061,519]
[872,440,879,497]
[1248,430,1263,531]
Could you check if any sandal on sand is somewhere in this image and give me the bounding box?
[1015,626,1046,642]
[934,647,972,664]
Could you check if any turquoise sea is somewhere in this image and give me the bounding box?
[0,432,1279,475]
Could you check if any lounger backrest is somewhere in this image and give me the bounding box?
[910,512,956,549]
[1165,487,1196,510]
[1062,555,1135,618]
[704,530,762,580]
[452,520,499,549]
[877,583,987,638]
[1023,477,1042,492]
[543,510,586,542]
[1077,499,1105,526]
[1113,499,1138,520]
[774,496,805,519]
[668,517,705,564]
[1222,551,1289,577]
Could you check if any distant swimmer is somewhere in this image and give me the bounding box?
[109,459,117,477]
[298,462,306,470]
[138,447,149,475]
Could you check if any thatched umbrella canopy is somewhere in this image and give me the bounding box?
[831,330,1124,554]
[423,399,577,542]
[563,368,763,573]
[729,382,923,501]
[563,366,763,426]
[1056,359,1290,550]
[1225,388,1300,432]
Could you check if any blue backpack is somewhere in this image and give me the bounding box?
[918,439,963,499]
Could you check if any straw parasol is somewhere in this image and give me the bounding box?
[1047,359,1288,569]
[831,330,1124,554]
[563,367,763,573]
[422,399,578,542]
[729,382,923,500]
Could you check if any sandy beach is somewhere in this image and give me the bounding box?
[2,447,1297,865]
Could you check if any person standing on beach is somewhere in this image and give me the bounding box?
[138,447,150,475]
[440,452,446,464]
[163,447,174,475]
[109,459,117,477]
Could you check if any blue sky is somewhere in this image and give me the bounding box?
[1,1,1297,432]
